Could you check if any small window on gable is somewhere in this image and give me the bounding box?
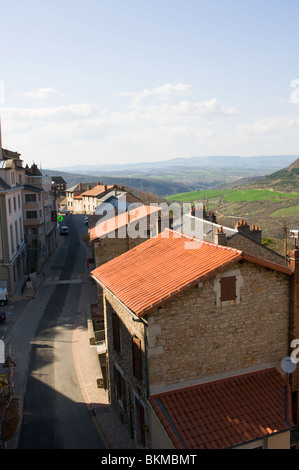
[220,276,237,302]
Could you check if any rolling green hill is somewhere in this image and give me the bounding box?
[165,160,299,256]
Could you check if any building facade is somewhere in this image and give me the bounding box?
[0,153,26,294]
[91,229,298,449]
[23,164,57,271]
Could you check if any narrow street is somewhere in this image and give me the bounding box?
[7,215,106,449]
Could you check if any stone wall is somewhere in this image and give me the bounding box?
[147,261,290,394]
[94,232,149,267]
[104,290,150,447]
[227,232,287,266]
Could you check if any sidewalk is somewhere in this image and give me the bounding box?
[7,237,136,449]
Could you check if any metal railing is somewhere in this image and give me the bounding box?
[94,329,105,345]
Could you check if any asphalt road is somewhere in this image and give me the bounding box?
[17,215,106,449]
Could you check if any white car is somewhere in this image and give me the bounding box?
[0,287,8,306]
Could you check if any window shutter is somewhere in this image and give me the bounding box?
[112,313,121,352]
[121,376,127,411]
[220,276,237,301]
[132,336,142,380]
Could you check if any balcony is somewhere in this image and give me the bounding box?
[95,329,106,355]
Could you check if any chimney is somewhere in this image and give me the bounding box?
[235,219,250,236]
[104,185,107,190]
[79,183,82,191]
[97,181,100,185]
[250,224,262,244]
[288,233,299,419]
[214,226,227,246]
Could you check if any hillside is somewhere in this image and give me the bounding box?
[42,169,195,197]
[165,158,299,256]
[238,158,299,192]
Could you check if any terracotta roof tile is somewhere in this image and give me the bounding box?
[89,205,161,241]
[90,229,242,316]
[149,368,294,449]
[81,184,114,197]
[91,228,291,317]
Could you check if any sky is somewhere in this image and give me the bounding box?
[1,0,299,169]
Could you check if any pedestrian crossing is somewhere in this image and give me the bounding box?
[44,273,85,285]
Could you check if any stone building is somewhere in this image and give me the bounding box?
[23,164,57,272]
[89,204,162,308]
[0,152,26,294]
[51,176,66,198]
[90,228,299,449]
[66,182,115,214]
[181,210,287,266]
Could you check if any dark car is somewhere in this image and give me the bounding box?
[0,311,6,322]
[60,226,69,235]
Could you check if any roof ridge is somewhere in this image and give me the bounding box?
[164,228,243,254]
[150,367,279,398]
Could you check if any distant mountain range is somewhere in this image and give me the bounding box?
[44,155,299,197]
[54,155,298,173]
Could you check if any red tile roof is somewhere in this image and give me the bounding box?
[91,229,244,316]
[91,228,291,317]
[81,184,114,197]
[89,205,161,241]
[149,368,294,449]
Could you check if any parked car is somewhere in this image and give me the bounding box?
[0,311,6,322]
[0,287,8,307]
[60,226,69,235]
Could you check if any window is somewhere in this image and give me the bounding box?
[15,221,18,247]
[113,366,127,411]
[220,276,237,302]
[112,313,121,352]
[18,194,21,208]
[10,225,14,252]
[19,218,23,241]
[26,210,38,219]
[132,336,142,380]
[13,197,16,211]
[8,198,11,214]
[25,194,36,203]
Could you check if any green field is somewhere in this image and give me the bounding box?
[270,206,299,217]
[166,188,299,203]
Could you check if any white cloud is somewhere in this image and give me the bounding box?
[1,83,242,167]
[14,87,65,100]
[119,83,192,106]
[240,117,299,135]
[2,103,102,120]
